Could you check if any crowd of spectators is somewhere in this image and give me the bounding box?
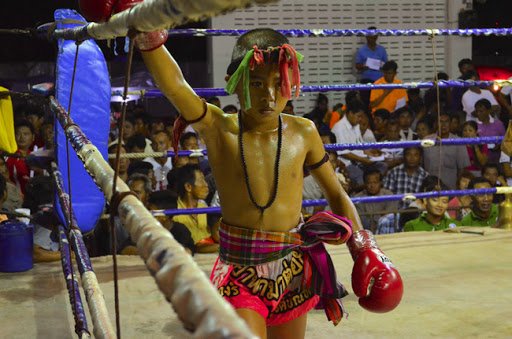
[1,39,511,261]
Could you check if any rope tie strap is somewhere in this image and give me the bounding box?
[110,191,139,217]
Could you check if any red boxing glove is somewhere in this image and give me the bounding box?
[79,0,117,22]
[347,230,403,313]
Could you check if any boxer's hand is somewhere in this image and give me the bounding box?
[347,230,403,313]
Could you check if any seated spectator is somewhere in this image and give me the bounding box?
[206,96,221,108]
[40,119,54,150]
[355,167,398,233]
[108,143,130,182]
[180,132,202,165]
[462,121,488,177]
[172,164,218,253]
[404,179,459,232]
[23,176,61,262]
[6,120,37,194]
[424,72,452,114]
[500,150,512,186]
[450,113,462,136]
[396,107,417,141]
[147,190,195,255]
[423,112,470,189]
[305,93,330,130]
[461,177,498,227]
[369,61,408,114]
[127,160,156,190]
[448,170,474,220]
[144,130,173,190]
[303,151,349,216]
[415,118,433,140]
[25,109,45,148]
[481,163,507,204]
[380,120,403,169]
[126,133,153,154]
[0,156,22,212]
[461,71,500,121]
[149,117,166,135]
[0,175,8,222]
[282,101,294,115]
[406,88,425,119]
[475,98,505,164]
[359,110,376,143]
[383,147,429,202]
[223,104,238,114]
[372,108,390,141]
[133,111,149,137]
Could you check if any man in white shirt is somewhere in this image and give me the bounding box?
[331,100,373,185]
[461,71,500,121]
[144,130,173,191]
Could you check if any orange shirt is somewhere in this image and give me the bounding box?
[370,77,408,113]
[329,105,345,129]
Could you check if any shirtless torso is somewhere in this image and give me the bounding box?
[142,47,361,234]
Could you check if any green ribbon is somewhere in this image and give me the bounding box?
[225,49,255,110]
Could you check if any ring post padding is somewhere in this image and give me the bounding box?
[54,9,110,233]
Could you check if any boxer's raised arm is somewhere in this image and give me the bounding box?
[141,46,214,128]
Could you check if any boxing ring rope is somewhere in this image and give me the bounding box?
[153,187,512,217]
[50,0,278,41]
[112,79,512,100]
[48,96,255,338]
[51,163,116,339]
[108,135,504,159]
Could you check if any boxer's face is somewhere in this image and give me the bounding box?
[236,63,292,122]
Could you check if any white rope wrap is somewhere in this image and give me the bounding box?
[63,124,255,338]
[86,0,277,40]
[82,271,116,339]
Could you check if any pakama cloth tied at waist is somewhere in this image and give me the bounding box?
[219,211,353,325]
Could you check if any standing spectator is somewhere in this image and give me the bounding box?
[355,167,397,233]
[475,98,505,164]
[423,112,470,189]
[396,107,417,141]
[6,120,36,194]
[369,61,408,114]
[383,147,429,199]
[450,58,475,112]
[461,177,499,227]
[355,26,388,107]
[461,71,500,121]
[462,121,488,176]
[144,130,173,190]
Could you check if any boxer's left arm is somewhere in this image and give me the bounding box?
[304,120,362,232]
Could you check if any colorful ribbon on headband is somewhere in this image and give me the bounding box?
[225,44,303,110]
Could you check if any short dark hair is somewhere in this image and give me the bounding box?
[374,108,390,121]
[395,106,412,117]
[127,160,153,177]
[462,120,478,133]
[468,177,492,190]
[23,176,54,213]
[173,164,201,198]
[148,190,178,210]
[436,72,449,81]
[227,28,289,75]
[481,163,500,176]
[319,129,337,144]
[346,99,366,114]
[458,58,473,70]
[15,119,35,135]
[420,175,448,192]
[223,104,238,114]
[403,146,423,157]
[475,98,492,110]
[461,70,478,81]
[179,132,198,149]
[382,61,398,72]
[125,133,147,151]
[363,166,382,182]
